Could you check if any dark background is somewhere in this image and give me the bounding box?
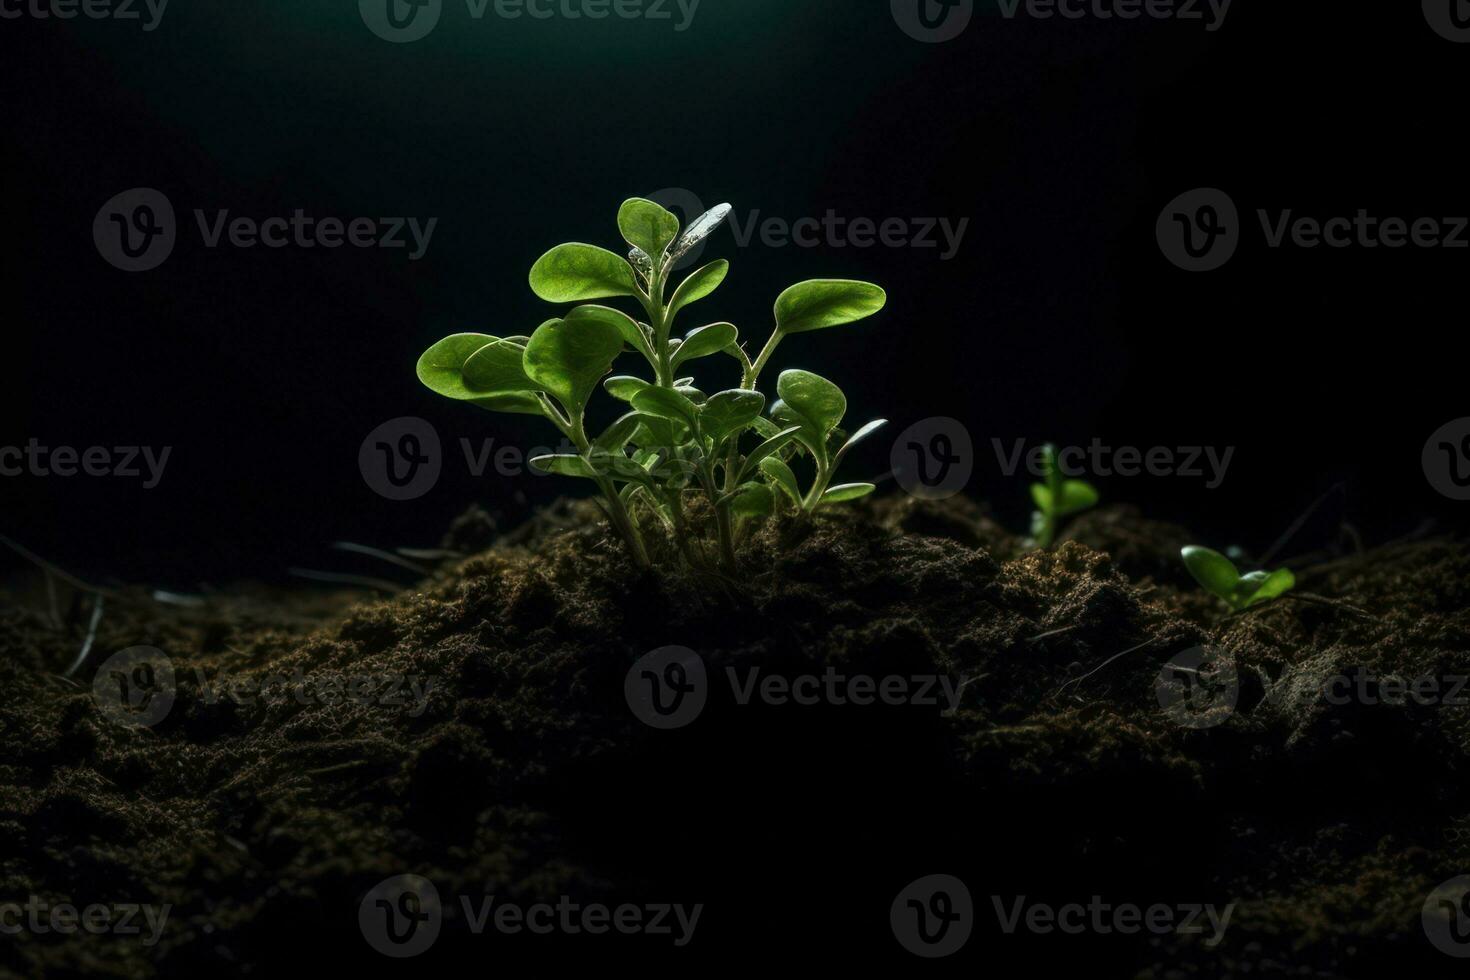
[3,0,1464,586]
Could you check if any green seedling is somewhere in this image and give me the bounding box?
[1030,443,1099,548]
[1181,545,1296,611]
[417,197,886,570]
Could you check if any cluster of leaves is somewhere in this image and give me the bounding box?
[1181,545,1296,610]
[418,198,886,569]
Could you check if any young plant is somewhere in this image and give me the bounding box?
[416,197,887,570]
[1181,545,1296,611]
[1030,443,1099,548]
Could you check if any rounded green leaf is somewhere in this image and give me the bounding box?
[1242,568,1296,608]
[605,375,652,403]
[777,369,847,435]
[618,198,680,259]
[1181,546,1242,600]
[530,243,639,303]
[631,386,700,429]
[672,322,738,369]
[523,315,624,417]
[730,483,775,523]
[566,305,653,363]
[821,483,876,504]
[462,339,536,394]
[593,411,646,453]
[530,454,599,479]
[417,333,500,400]
[774,280,886,335]
[1057,480,1100,517]
[700,388,766,444]
[470,392,544,416]
[760,455,802,505]
[667,260,729,320]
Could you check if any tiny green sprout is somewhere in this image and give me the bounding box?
[1180,545,1297,611]
[417,196,886,570]
[1029,443,1099,548]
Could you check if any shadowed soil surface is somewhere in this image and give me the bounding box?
[2,498,1468,977]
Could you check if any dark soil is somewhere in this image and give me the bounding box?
[3,498,1468,978]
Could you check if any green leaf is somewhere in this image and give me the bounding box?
[774,280,886,335]
[821,483,876,504]
[700,388,765,444]
[777,369,847,435]
[523,316,624,419]
[729,483,775,524]
[586,449,656,485]
[667,260,729,320]
[737,426,803,483]
[770,399,826,461]
[462,339,536,394]
[417,333,500,400]
[593,412,646,453]
[1181,546,1242,601]
[631,386,700,429]
[567,305,653,363]
[470,392,545,416]
[604,375,652,403]
[530,454,599,479]
[617,198,680,258]
[1030,483,1053,513]
[1241,568,1296,608]
[1056,480,1100,517]
[835,418,887,462]
[530,243,639,303]
[760,456,802,505]
[672,322,738,369]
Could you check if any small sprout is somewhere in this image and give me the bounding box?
[1029,443,1098,548]
[416,196,886,570]
[1181,545,1296,611]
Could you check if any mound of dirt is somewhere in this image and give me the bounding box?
[2,498,1467,977]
